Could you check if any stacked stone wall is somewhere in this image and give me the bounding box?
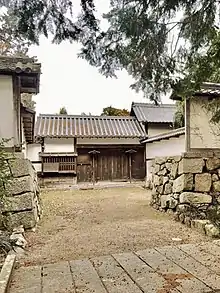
[151,153,220,237]
[1,153,42,229]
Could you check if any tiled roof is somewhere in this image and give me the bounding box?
[141,127,185,143]
[35,114,146,138]
[172,82,220,100]
[131,102,176,123]
[196,82,220,96]
[0,56,41,74]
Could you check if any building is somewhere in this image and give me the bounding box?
[141,127,185,184]
[0,56,40,151]
[130,102,176,136]
[27,114,146,184]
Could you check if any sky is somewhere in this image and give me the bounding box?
[28,1,172,116]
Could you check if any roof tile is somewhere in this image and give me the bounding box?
[131,102,176,123]
[35,114,146,138]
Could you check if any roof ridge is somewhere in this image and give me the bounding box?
[132,102,175,107]
[38,114,136,120]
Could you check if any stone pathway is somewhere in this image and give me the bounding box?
[9,241,220,293]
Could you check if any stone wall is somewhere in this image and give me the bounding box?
[1,153,42,230]
[151,153,220,236]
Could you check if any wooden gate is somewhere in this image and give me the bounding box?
[77,147,145,183]
[77,151,92,182]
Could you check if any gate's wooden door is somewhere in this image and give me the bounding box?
[96,149,129,181]
[77,147,145,182]
[77,151,92,182]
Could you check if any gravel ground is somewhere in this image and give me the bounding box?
[20,186,209,266]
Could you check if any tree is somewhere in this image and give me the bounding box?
[59,107,68,114]
[0,9,30,56]
[101,106,129,116]
[0,9,36,110]
[3,1,220,106]
[1,0,97,44]
[174,101,185,129]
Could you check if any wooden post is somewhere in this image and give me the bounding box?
[41,138,45,177]
[88,150,100,186]
[129,153,132,183]
[125,149,137,183]
[92,155,95,185]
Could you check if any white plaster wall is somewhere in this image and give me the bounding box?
[148,124,173,136]
[0,76,14,146]
[145,134,185,180]
[190,97,220,149]
[77,137,140,145]
[44,138,75,152]
[27,144,41,172]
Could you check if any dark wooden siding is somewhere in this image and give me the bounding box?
[77,146,145,182]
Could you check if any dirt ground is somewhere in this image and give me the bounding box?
[21,186,209,266]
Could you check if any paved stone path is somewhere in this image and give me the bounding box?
[9,241,220,293]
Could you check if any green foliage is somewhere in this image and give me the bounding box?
[2,0,97,44]
[59,107,68,114]
[0,9,30,56]
[174,100,185,128]
[3,1,220,106]
[206,206,220,229]
[101,106,129,116]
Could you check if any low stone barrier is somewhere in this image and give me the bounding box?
[1,153,42,230]
[151,152,220,237]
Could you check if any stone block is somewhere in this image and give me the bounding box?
[154,175,162,186]
[156,185,163,194]
[165,163,172,171]
[195,173,211,192]
[169,197,178,209]
[160,194,170,208]
[163,176,169,185]
[212,174,219,182]
[157,168,167,176]
[180,192,212,205]
[206,157,220,171]
[154,164,160,174]
[3,208,38,229]
[155,157,167,165]
[173,174,193,193]
[160,164,165,170]
[6,176,34,195]
[176,204,190,213]
[205,223,220,238]
[9,158,35,178]
[213,181,220,192]
[170,163,178,179]
[178,158,204,174]
[192,219,209,234]
[2,192,34,212]
[164,183,172,194]
[173,156,182,162]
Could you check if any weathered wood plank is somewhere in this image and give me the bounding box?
[42,261,74,293]
[70,259,107,293]
[113,252,179,293]
[91,255,142,293]
[136,248,211,293]
[178,243,220,275]
[156,245,220,290]
[9,266,41,293]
